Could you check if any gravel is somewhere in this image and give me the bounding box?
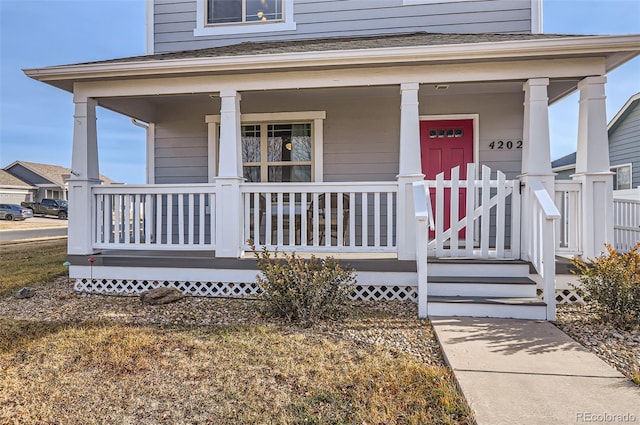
[555,303,640,383]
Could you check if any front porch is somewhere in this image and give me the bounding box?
[36,34,628,321]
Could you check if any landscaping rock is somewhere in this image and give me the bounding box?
[14,287,36,299]
[140,287,184,305]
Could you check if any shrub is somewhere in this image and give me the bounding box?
[571,243,640,325]
[250,241,355,327]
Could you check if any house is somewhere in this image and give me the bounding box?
[3,161,116,202]
[552,92,640,192]
[24,0,640,320]
[0,170,35,205]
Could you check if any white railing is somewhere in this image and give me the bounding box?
[92,184,217,250]
[412,180,435,318]
[527,179,560,321]
[419,164,521,259]
[241,182,397,252]
[553,181,582,255]
[613,198,640,253]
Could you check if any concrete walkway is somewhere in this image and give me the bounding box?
[431,317,640,425]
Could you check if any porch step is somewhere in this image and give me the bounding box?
[428,296,547,320]
[427,258,530,277]
[427,276,537,298]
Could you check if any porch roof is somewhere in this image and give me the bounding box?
[24,32,640,92]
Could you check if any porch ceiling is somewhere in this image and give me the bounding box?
[96,80,576,122]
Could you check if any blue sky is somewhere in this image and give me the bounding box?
[0,0,639,184]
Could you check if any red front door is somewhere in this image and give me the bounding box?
[420,119,474,238]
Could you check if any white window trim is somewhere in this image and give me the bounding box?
[206,111,325,182]
[195,0,296,37]
[611,163,633,190]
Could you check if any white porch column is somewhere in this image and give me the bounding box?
[397,83,425,260]
[573,76,613,258]
[519,78,554,260]
[68,96,100,255]
[215,90,243,258]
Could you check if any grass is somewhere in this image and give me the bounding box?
[0,319,470,424]
[0,240,67,297]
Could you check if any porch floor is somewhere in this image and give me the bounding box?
[68,250,578,275]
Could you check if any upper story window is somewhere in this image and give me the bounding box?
[207,0,283,25]
[195,0,295,36]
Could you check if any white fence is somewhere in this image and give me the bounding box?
[93,184,217,250]
[419,164,521,259]
[241,182,398,252]
[613,198,640,252]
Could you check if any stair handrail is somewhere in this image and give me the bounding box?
[412,181,434,318]
[528,179,561,320]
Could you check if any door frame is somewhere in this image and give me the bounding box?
[419,114,480,179]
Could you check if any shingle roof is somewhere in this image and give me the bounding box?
[6,161,116,186]
[75,32,584,66]
[0,170,33,188]
[551,152,577,169]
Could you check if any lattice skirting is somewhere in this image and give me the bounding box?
[555,288,586,304]
[539,288,586,304]
[74,278,418,302]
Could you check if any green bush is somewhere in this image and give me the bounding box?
[250,242,355,327]
[572,243,640,325]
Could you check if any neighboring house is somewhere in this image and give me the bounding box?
[552,92,640,191]
[0,170,35,205]
[24,0,640,321]
[3,161,115,202]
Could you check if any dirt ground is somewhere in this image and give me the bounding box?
[0,216,68,231]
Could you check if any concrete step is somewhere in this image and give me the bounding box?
[427,276,537,298]
[428,296,547,320]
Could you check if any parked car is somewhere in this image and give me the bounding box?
[21,199,68,219]
[0,204,34,221]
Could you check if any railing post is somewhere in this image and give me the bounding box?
[416,216,428,318]
[542,215,557,321]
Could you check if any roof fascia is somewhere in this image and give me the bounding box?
[24,34,640,84]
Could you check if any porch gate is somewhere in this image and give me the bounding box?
[422,163,521,259]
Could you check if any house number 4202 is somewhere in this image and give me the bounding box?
[489,140,522,150]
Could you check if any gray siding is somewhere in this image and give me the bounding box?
[609,102,640,188]
[153,86,524,183]
[154,98,212,183]
[153,0,533,53]
[554,168,575,180]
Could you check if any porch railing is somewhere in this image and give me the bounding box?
[419,164,521,259]
[553,181,583,255]
[526,179,560,320]
[240,182,398,252]
[613,198,640,253]
[92,184,217,250]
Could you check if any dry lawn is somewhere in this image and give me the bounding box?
[0,242,471,424]
[0,240,67,297]
[0,318,470,424]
